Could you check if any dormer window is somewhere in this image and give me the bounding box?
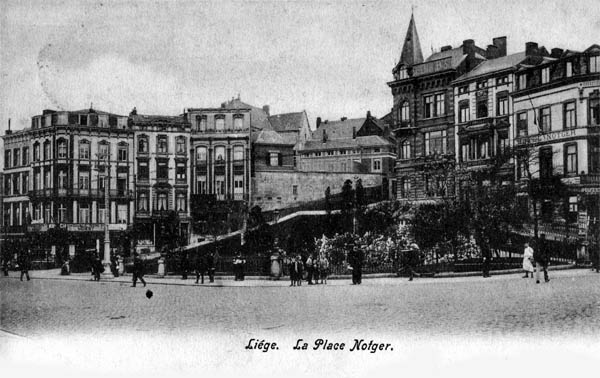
[590,55,600,73]
[398,68,408,80]
[541,67,550,84]
[476,81,487,89]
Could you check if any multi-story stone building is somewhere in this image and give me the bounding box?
[2,107,135,253]
[511,43,600,233]
[389,14,501,201]
[128,109,192,248]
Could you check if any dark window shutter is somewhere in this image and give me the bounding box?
[266,153,270,166]
[278,153,282,166]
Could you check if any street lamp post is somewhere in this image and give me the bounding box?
[100,156,114,278]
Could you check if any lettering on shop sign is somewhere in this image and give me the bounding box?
[245,338,394,353]
[515,129,577,146]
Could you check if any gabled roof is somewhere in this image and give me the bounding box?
[425,46,468,67]
[455,52,527,83]
[267,111,307,132]
[311,118,365,140]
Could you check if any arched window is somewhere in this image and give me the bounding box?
[33,142,40,162]
[401,102,410,121]
[196,146,207,162]
[57,139,68,159]
[98,141,110,160]
[214,146,225,162]
[401,140,411,159]
[43,140,51,160]
[233,146,244,161]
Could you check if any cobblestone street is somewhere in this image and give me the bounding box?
[2,269,600,377]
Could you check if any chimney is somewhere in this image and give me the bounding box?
[486,44,499,59]
[221,102,226,108]
[341,116,347,121]
[352,127,356,139]
[551,48,564,58]
[322,129,328,143]
[462,39,475,57]
[262,105,270,116]
[366,110,372,118]
[492,36,507,57]
[6,118,12,135]
[129,107,137,116]
[316,117,322,128]
[525,42,539,56]
[441,45,452,52]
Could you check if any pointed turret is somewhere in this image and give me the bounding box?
[399,13,423,66]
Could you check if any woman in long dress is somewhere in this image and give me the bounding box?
[522,242,535,278]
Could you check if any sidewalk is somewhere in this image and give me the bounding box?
[2,263,581,287]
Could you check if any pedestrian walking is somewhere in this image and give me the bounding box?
[288,256,297,286]
[522,242,535,278]
[210,249,219,283]
[319,255,329,284]
[534,234,550,284]
[233,252,246,281]
[91,255,103,281]
[2,257,9,276]
[296,255,303,286]
[18,251,31,281]
[312,256,320,284]
[180,251,189,280]
[131,252,147,287]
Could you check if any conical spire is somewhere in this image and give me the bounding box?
[399,13,423,66]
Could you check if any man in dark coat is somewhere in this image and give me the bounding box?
[207,251,217,283]
[180,251,189,280]
[91,255,103,281]
[18,251,31,281]
[195,252,207,284]
[131,252,147,287]
[348,243,363,285]
[534,234,550,284]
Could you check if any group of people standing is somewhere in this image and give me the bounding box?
[522,234,550,283]
[288,254,330,286]
[179,250,220,283]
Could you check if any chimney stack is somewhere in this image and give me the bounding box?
[441,45,452,52]
[462,39,475,56]
[366,110,372,118]
[492,36,507,57]
[352,127,356,139]
[525,42,539,56]
[316,117,322,128]
[486,44,499,59]
[341,116,347,121]
[262,105,270,116]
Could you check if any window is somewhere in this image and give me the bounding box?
[138,136,148,153]
[196,147,207,162]
[196,115,207,131]
[13,175,20,195]
[57,140,67,159]
[517,112,528,137]
[541,67,550,84]
[34,203,41,221]
[58,170,67,189]
[79,204,90,224]
[401,102,410,122]
[479,139,490,159]
[79,140,90,160]
[268,152,280,166]
[539,147,553,179]
[539,107,551,132]
[34,170,41,190]
[176,137,186,154]
[233,146,244,161]
[99,142,110,160]
[44,204,52,223]
[397,67,408,80]
[23,147,29,165]
[13,149,20,167]
[43,169,51,188]
[79,114,88,126]
[117,205,127,224]
[476,98,488,119]
[117,177,127,196]
[292,185,298,196]
[590,55,600,73]
[565,144,577,175]
[496,76,508,85]
[400,177,411,198]
[425,130,447,155]
[138,192,148,211]
[476,81,487,89]
[498,132,509,154]
[459,101,469,123]
[157,135,168,153]
[33,143,40,161]
[118,144,128,161]
[176,194,186,212]
[373,159,382,172]
[98,206,107,223]
[176,162,186,180]
[22,173,29,193]
[98,175,106,191]
[78,171,90,189]
[138,161,149,180]
[566,61,573,77]
[234,115,244,130]
[400,140,411,159]
[157,161,169,180]
[327,151,334,156]
[541,200,553,222]
[215,178,225,198]
[590,94,600,125]
[58,204,67,223]
[424,93,445,118]
[497,94,508,116]
[518,74,527,90]
[157,193,168,211]
[215,117,225,131]
[5,150,10,169]
[234,176,244,198]
[197,177,207,194]
[458,86,468,95]
[43,140,51,160]
[591,137,600,173]
[214,146,226,162]
[564,102,576,129]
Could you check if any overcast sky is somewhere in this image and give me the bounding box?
[1,0,599,141]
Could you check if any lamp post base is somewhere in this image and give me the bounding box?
[101,261,115,279]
